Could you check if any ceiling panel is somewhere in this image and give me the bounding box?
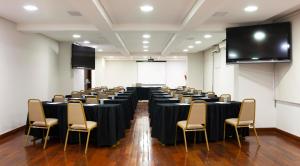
[173,32,225,53]
[0,0,88,24]
[99,0,196,25]
[119,32,174,54]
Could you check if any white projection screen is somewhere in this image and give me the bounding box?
[137,62,166,85]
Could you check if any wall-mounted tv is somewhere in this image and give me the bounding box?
[71,44,95,69]
[226,22,291,64]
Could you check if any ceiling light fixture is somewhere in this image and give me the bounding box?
[98,49,103,52]
[244,5,258,12]
[143,45,149,49]
[143,40,150,44]
[204,34,212,39]
[195,41,202,44]
[183,49,189,52]
[23,5,38,11]
[143,34,151,39]
[140,5,154,12]
[188,45,194,49]
[144,49,149,52]
[83,40,90,44]
[72,34,81,39]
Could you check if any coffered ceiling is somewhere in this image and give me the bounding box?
[1,0,300,55]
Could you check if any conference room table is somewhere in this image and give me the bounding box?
[25,102,129,147]
[127,87,161,100]
[151,102,249,145]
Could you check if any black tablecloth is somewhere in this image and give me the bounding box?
[104,99,131,129]
[151,102,249,145]
[25,102,125,146]
[126,87,161,100]
[149,98,179,125]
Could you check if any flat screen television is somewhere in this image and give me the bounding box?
[71,44,95,69]
[226,22,291,63]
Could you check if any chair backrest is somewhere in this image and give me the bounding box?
[86,96,99,104]
[180,96,192,104]
[71,91,81,98]
[53,95,65,102]
[207,92,215,98]
[187,101,207,127]
[97,92,108,99]
[67,100,87,128]
[174,93,183,99]
[219,94,231,102]
[194,90,202,94]
[28,99,46,123]
[238,98,256,123]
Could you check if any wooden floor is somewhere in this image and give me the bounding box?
[1,102,300,166]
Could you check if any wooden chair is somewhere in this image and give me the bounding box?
[85,96,99,104]
[219,94,231,102]
[175,101,209,152]
[64,100,97,154]
[224,98,260,147]
[25,99,58,149]
[53,95,65,102]
[180,96,192,104]
[71,91,81,98]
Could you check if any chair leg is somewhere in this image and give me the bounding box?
[79,131,81,145]
[25,126,31,146]
[64,129,70,151]
[204,129,210,151]
[175,126,178,146]
[253,125,260,146]
[223,122,226,140]
[234,126,241,148]
[194,131,196,145]
[43,127,50,149]
[85,131,91,154]
[182,129,188,152]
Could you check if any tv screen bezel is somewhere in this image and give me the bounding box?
[226,22,292,64]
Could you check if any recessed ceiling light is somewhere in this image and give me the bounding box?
[144,49,149,52]
[244,5,258,12]
[83,40,90,44]
[143,45,149,49]
[72,34,81,39]
[188,45,194,49]
[143,40,150,44]
[183,49,189,52]
[23,5,38,12]
[90,45,98,48]
[143,34,151,39]
[140,5,154,12]
[195,41,202,44]
[97,49,103,52]
[204,34,212,39]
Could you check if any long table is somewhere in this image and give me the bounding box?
[127,87,161,100]
[151,102,249,145]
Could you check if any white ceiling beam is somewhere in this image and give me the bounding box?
[66,0,130,55]
[17,24,98,32]
[112,24,180,32]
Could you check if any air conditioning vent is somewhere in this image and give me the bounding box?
[212,12,228,17]
[67,11,82,16]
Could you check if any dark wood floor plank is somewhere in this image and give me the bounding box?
[1,102,300,166]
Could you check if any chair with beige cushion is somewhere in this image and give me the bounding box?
[64,100,97,154]
[207,92,215,98]
[224,98,260,147]
[53,95,65,102]
[25,99,58,149]
[175,101,209,152]
[85,96,99,104]
[71,91,82,98]
[180,96,192,104]
[219,94,231,102]
[97,92,108,99]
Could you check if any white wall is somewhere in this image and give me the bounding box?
[58,42,85,94]
[0,17,60,135]
[203,43,276,128]
[94,55,187,88]
[187,53,204,90]
[274,13,300,136]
